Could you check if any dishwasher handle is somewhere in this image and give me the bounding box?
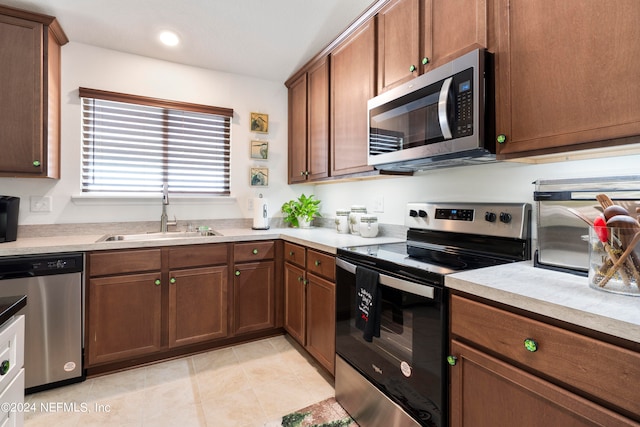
[336,258,435,299]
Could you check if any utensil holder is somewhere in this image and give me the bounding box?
[588,227,640,296]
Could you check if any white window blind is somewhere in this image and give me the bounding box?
[80,88,233,196]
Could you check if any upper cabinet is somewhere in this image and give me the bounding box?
[330,19,376,177]
[287,56,330,184]
[377,0,489,93]
[494,0,640,159]
[0,5,68,178]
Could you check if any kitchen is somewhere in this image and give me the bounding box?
[0,0,639,426]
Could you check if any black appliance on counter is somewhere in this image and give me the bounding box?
[0,196,19,243]
[335,202,531,427]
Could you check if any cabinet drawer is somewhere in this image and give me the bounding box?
[169,243,228,268]
[450,294,640,418]
[0,315,24,393]
[89,249,162,277]
[234,241,275,262]
[284,242,306,268]
[306,249,335,281]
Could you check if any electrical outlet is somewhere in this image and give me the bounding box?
[372,195,384,213]
[247,198,254,210]
[30,196,52,212]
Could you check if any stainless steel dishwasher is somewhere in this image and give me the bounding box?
[0,252,84,393]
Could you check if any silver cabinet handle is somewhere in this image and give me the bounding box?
[438,76,453,140]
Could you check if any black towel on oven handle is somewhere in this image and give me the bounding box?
[355,266,381,342]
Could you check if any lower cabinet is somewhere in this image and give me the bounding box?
[284,242,336,374]
[449,293,640,426]
[232,241,277,335]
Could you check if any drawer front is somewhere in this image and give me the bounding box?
[0,315,24,393]
[450,294,640,418]
[284,242,306,268]
[0,368,24,427]
[89,249,162,277]
[169,243,228,268]
[234,241,275,262]
[306,249,335,281]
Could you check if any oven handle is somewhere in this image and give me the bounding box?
[336,258,435,299]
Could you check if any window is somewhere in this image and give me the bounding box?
[79,88,233,196]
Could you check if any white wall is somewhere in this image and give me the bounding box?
[3,41,640,228]
[0,42,295,225]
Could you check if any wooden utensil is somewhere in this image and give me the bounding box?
[598,231,640,288]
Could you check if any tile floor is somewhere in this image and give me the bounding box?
[23,335,335,427]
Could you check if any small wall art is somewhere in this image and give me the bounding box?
[250,112,269,133]
[250,167,269,187]
[251,140,269,160]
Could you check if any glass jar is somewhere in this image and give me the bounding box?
[588,226,640,296]
[335,209,351,234]
[349,205,367,235]
[359,215,379,238]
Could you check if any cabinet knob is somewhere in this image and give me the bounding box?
[446,355,457,366]
[32,160,41,167]
[409,64,416,72]
[154,279,161,286]
[235,270,241,276]
[497,134,507,144]
[422,57,429,65]
[298,276,304,282]
[252,248,258,255]
[314,260,321,266]
[300,171,305,176]
[170,277,176,284]
[0,360,9,375]
[524,338,538,352]
[289,251,294,256]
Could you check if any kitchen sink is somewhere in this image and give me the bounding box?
[96,230,220,243]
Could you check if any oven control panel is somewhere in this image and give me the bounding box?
[406,202,531,239]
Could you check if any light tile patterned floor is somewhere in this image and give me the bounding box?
[24,335,335,427]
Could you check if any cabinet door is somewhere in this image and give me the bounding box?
[306,273,336,375]
[288,73,308,183]
[377,0,421,93]
[0,15,44,176]
[232,261,275,335]
[88,272,162,366]
[330,19,376,176]
[307,56,330,181]
[449,340,638,427]
[168,266,228,348]
[430,0,487,67]
[284,262,306,345]
[494,0,640,158]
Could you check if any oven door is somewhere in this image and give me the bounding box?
[335,258,447,427]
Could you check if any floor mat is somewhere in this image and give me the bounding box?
[264,397,358,427]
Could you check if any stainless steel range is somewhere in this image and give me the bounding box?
[335,202,531,427]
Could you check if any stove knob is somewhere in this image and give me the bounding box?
[418,210,427,218]
[484,211,497,222]
[499,212,512,223]
[409,209,418,217]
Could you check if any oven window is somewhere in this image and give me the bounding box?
[336,266,446,426]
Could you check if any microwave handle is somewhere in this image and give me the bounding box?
[438,76,454,140]
[336,258,435,299]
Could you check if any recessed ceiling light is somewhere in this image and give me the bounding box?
[159,31,180,47]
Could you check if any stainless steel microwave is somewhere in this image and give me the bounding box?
[367,48,494,172]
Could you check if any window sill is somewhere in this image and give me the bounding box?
[71,193,237,206]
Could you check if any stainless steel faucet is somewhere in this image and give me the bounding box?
[160,184,177,232]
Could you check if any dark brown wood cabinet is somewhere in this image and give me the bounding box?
[330,18,376,177]
[494,0,640,159]
[0,5,68,178]
[449,293,640,425]
[232,241,277,335]
[283,242,336,374]
[287,56,330,184]
[86,244,230,367]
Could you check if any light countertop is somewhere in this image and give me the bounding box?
[446,261,640,344]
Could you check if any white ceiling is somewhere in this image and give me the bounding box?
[2,0,377,83]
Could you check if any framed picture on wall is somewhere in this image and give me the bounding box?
[250,167,269,186]
[250,112,269,133]
[251,140,269,159]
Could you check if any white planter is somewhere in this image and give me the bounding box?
[297,216,312,228]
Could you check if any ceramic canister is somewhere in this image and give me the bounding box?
[335,209,351,234]
[349,205,367,235]
[359,214,379,238]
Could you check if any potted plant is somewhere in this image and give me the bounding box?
[281,193,321,228]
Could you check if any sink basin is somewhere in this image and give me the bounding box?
[96,230,220,243]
